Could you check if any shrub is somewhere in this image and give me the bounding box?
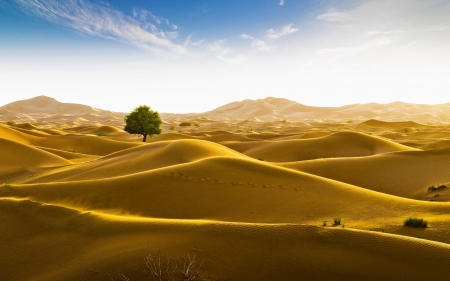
[258,158,264,161]
[428,184,446,192]
[107,249,226,281]
[194,123,200,127]
[179,122,191,127]
[170,126,175,130]
[323,221,327,226]
[333,218,341,225]
[95,132,110,137]
[6,121,15,126]
[404,217,428,228]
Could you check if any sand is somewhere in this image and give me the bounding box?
[1,96,450,281]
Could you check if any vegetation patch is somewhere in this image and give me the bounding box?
[404,217,428,228]
[179,122,192,127]
[95,132,110,137]
[6,121,15,126]
[428,184,447,192]
[333,218,341,225]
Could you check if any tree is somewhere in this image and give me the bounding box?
[124,105,162,142]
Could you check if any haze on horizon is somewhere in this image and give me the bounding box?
[1,0,449,113]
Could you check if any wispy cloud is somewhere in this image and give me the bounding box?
[183,36,245,64]
[317,9,352,22]
[11,0,186,57]
[315,38,391,60]
[279,0,285,6]
[266,23,298,39]
[241,34,272,51]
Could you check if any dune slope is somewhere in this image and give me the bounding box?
[278,148,450,201]
[0,138,72,179]
[223,131,417,162]
[1,198,450,281]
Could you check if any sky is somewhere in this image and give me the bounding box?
[1,0,450,113]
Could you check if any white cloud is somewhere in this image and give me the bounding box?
[279,0,285,6]
[241,34,272,51]
[315,38,391,59]
[317,9,352,22]
[363,29,407,38]
[12,0,186,57]
[266,23,298,39]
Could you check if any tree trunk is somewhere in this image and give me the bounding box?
[143,134,147,142]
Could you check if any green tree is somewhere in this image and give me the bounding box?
[124,105,162,142]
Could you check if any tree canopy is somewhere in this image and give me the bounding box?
[124,105,162,142]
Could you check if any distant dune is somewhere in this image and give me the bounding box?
[223,131,417,162]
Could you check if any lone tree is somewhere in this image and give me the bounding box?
[124,105,162,142]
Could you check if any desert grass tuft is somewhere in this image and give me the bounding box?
[428,184,446,192]
[333,218,341,225]
[404,217,428,228]
[95,132,110,137]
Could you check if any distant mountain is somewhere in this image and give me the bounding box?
[1,95,108,115]
[1,96,449,125]
[0,96,125,126]
[186,97,450,123]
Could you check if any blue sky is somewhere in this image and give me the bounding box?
[1,0,450,113]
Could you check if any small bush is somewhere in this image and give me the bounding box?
[3,182,11,187]
[404,217,428,228]
[428,184,446,192]
[194,123,200,127]
[323,221,327,226]
[333,218,341,225]
[6,121,15,126]
[95,132,110,137]
[170,126,175,130]
[179,122,191,127]
[258,158,264,161]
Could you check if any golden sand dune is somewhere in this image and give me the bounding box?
[5,156,450,242]
[9,125,52,137]
[0,124,40,144]
[223,131,417,162]
[3,96,450,280]
[24,140,246,183]
[279,149,450,201]
[0,125,141,156]
[36,147,100,163]
[0,138,72,179]
[1,198,450,281]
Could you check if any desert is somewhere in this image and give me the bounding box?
[1,96,450,280]
[2,0,450,280]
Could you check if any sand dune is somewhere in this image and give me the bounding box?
[0,138,72,179]
[278,148,450,201]
[2,96,450,280]
[24,140,246,183]
[1,198,450,281]
[223,131,417,162]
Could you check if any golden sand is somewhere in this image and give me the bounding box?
[1,97,450,280]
